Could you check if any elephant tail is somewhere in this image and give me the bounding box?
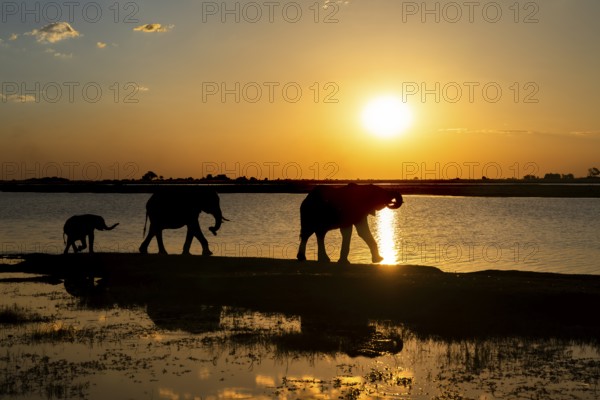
[103,223,119,231]
[142,212,148,238]
[63,232,66,244]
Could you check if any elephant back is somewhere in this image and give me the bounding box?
[146,189,220,219]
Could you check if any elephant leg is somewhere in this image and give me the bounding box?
[88,232,95,253]
[139,226,155,254]
[190,222,212,256]
[316,231,330,262]
[64,238,74,254]
[156,230,167,255]
[198,233,213,256]
[355,218,383,263]
[338,226,352,264]
[182,229,194,255]
[297,232,312,261]
[78,237,87,253]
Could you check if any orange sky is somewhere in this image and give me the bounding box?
[1,1,599,180]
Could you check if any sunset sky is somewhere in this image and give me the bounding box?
[1,0,599,180]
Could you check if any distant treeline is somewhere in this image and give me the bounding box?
[3,172,598,185]
[1,176,600,197]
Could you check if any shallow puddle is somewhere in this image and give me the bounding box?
[1,274,599,400]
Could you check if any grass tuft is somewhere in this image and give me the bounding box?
[0,305,49,325]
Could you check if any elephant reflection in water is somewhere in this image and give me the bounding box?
[297,183,403,263]
[63,214,119,254]
[62,275,403,358]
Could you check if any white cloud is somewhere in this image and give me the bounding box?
[324,0,350,8]
[27,22,80,44]
[435,128,595,138]
[569,131,600,137]
[45,48,73,59]
[438,128,537,135]
[133,23,174,33]
[1,34,19,48]
[1,93,36,103]
[96,41,107,49]
[437,128,469,134]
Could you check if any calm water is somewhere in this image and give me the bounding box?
[1,192,600,274]
[2,192,600,399]
[1,273,599,400]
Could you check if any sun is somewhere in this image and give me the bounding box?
[361,95,413,138]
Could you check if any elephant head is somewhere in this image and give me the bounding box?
[368,185,403,212]
[202,190,228,236]
[346,184,404,219]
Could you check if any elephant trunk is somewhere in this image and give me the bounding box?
[387,192,404,209]
[208,209,223,236]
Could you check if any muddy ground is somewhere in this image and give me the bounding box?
[6,253,600,341]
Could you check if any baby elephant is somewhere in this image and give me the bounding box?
[63,214,119,254]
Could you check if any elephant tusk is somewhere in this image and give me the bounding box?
[387,200,402,209]
[222,217,231,222]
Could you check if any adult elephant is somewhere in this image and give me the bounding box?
[63,214,119,254]
[297,183,403,263]
[139,189,227,255]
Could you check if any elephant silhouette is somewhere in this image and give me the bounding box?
[139,189,228,255]
[63,214,119,254]
[297,183,403,263]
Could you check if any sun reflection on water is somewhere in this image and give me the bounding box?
[375,207,399,265]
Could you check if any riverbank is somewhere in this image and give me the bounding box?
[3,254,600,341]
[1,180,600,197]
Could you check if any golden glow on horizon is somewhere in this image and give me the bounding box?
[375,208,398,265]
[361,95,413,138]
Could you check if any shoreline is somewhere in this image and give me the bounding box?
[3,253,600,341]
[3,252,599,277]
[1,180,600,197]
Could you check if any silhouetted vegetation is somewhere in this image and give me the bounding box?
[2,169,600,197]
[141,171,158,181]
[0,305,49,325]
[544,173,561,179]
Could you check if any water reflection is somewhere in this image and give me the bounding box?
[2,271,600,400]
[63,274,405,359]
[52,275,600,398]
[374,207,399,264]
[219,306,301,335]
